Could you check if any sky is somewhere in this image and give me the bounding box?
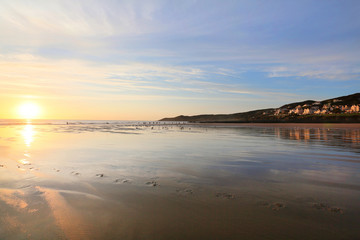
[0,0,359,120]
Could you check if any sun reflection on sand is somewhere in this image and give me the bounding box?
[36,187,91,240]
[18,159,31,165]
[22,124,35,147]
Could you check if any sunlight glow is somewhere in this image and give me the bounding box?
[22,124,35,147]
[17,102,41,119]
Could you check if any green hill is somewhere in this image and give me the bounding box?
[160,93,360,123]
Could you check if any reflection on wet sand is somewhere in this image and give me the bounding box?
[274,127,360,149]
[0,189,28,210]
[22,124,35,147]
[2,215,24,234]
[0,123,359,239]
[36,187,91,240]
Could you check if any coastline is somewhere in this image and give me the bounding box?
[190,122,360,129]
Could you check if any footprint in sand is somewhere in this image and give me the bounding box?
[146,181,158,187]
[96,173,104,177]
[271,202,286,211]
[71,171,81,176]
[114,178,132,184]
[312,202,344,214]
[215,192,235,200]
[176,188,193,195]
[257,201,286,211]
[328,207,344,214]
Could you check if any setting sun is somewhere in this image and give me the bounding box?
[17,102,41,119]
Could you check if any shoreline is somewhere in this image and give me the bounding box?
[190,122,360,129]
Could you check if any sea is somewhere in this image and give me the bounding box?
[0,119,359,240]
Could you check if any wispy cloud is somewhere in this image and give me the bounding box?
[0,53,298,102]
[0,0,162,37]
[267,64,360,81]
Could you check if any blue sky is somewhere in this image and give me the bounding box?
[0,0,359,120]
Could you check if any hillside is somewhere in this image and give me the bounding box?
[160,93,360,123]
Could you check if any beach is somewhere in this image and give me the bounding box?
[2,0,359,239]
[0,121,359,239]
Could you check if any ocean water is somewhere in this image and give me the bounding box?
[0,121,359,240]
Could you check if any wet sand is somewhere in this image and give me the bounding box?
[0,123,359,239]
[196,122,360,129]
[1,177,359,240]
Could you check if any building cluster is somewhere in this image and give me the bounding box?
[274,99,360,116]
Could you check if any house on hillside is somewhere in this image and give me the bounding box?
[350,105,360,113]
[303,106,319,115]
[274,108,287,115]
[341,105,349,112]
[322,103,333,111]
[289,105,303,115]
[314,109,322,114]
[303,108,311,115]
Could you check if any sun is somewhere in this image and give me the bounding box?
[17,102,41,119]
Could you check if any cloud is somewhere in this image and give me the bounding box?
[0,0,358,84]
[0,53,301,103]
[267,64,360,81]
[0,54,206,98]
[0,0,161,37]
